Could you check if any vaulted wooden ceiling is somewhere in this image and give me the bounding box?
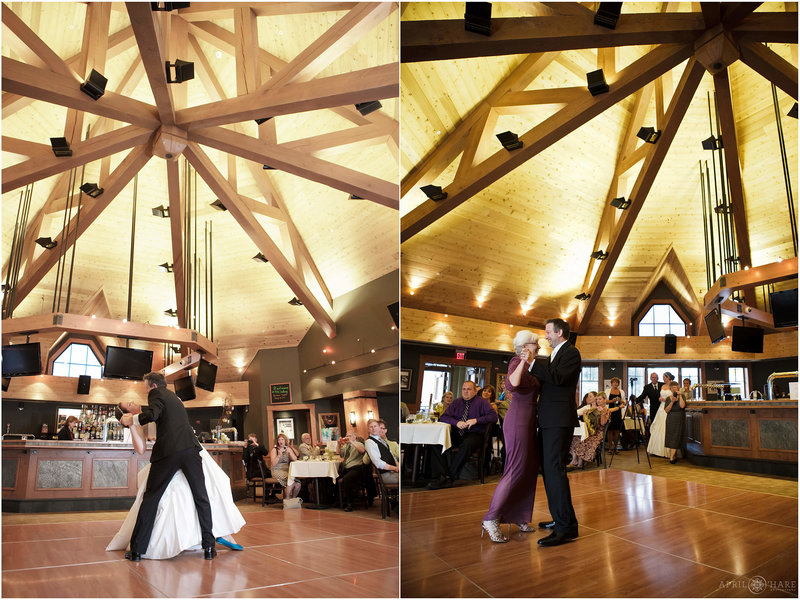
[2,2,399,382]
[400,2,797,338]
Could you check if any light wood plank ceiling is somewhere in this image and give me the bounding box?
[2,2,399,382]
[401,2,797,337]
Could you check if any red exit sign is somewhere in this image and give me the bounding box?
[455,350,466,360]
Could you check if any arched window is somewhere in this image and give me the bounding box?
[52,343,102,378]
[637,304,686,336]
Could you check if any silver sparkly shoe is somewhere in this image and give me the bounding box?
[516,522,536,533]
[481,519,508,543]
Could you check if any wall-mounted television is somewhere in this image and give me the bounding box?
[731,325,764,353]
[103,345,153,381]
[195,357,217,392]
[174,374,196,401]
[704,308,726,344]
[2,343,42,377]
[769,288,798,328]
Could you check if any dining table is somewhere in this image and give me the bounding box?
[287,458,341,509]
[399,421,451,487]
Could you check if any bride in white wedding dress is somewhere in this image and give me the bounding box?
[646,371,673,458]
[106,410,246,559]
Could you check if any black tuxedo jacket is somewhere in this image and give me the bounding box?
[532,342,581,429]
[639,381,663,421]
[138,386,201,462]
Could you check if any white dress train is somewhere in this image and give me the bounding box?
[646,390,670,458]
[106,447,246,559]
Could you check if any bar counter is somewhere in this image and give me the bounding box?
[2,440,246,513]
[685,400,797,476]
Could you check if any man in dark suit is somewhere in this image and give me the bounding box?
[640,371,663,427]
[119,371,215,561]
[531,318,581,547]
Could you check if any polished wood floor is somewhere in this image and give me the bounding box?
[2,501,398,598]
[401,453,798,598]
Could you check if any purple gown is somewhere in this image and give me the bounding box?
[483,355,540,524]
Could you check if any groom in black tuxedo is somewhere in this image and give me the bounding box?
[531,318,581,547]
[119,371,215,560]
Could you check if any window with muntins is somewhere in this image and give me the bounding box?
[637,304,686,336]
[52,343,102,378]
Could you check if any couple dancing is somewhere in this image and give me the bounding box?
[481,318,581,547]
[106,371,245,560]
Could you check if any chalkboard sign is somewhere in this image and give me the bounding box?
[269,382,292,404]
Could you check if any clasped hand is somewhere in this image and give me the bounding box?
[119,413,133,427]
[457,418,477,429]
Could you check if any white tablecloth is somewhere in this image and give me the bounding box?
[400,422,451,452]
[287,459,340,486]
[573,422,588,441]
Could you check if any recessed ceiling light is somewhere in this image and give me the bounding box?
[215,50,222,59]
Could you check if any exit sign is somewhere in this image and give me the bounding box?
[455,350,466,360]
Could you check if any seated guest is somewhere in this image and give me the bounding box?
[568,392,609,469]
[242,432,268,479]
[378,420,400,463]
[298,433,319,459]
[58,416,78,441]
[441,391,454,414]
[426,381,497,490]
[338,430,367,511]
[269,433,301,499]
[365,419,400,485]
[38,423,50,440]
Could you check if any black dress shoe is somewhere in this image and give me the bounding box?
[343,503,354,512]
[204,547,217,560]
[125,551,141,562]
[425,476,453,490]
[538,520,555,530]
[537,530,578,547]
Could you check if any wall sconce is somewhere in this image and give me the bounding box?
[349,411,356,426]
[367,410,374,420]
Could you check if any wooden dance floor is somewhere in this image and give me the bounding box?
[2,502,398,597]
[401,468,798,598]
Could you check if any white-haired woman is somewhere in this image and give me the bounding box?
[481,330,542,543]
[646,371,673,458]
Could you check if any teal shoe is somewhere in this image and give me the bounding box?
[216,537,243,551]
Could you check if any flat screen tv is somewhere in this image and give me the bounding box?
[103,345,153,381]
[704,308,726,344]
[174,374,196,401]
[731,325,764,353]
[195,357,217,392]
[2,342,42,377]
[769,288,798,328]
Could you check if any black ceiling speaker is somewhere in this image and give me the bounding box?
[165,59,194,83]
[594,3,622,29]
[80,69,107,100]
[355,101,382,116]
[664,334,677,354]
[586,69,609,95]
[77,374,91,395]
[464,2,492,36]
[50,137,72,157]
[420,184,447,201]
[496,131,523,151]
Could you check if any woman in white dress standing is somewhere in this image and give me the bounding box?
[107,406,246,559]
[646,371,674,459]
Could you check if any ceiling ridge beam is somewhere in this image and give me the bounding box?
[190,125,398,209]
[737,40,799,100]
[402,43,693,242]
[1,56,161,129]
[176,62,398,130]
[183,141,337,339]
[8,145,152,313]
[730,12,798,44]
[2,125,154,194]
[126,2,176,126]
[576,57,706,332]
[401,51,560,197]
[401,13,705,62]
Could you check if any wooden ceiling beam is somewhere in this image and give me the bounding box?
[8,145,152,313]
[737,40,799,100]
[731,12,798,43]
[1,136,50,156]
[401,13,704,62]
[190,125,398,209]
[495,87,587,108]
[126,2,176,126]
[402,43,693,242]
[576,58,706,332]
[703,258,798,308]
[176,62,398,130]
[1,3,77,79]
[256,2,396,92]
[187,20,287,73]
[165,160,186,329]
[2,125,154,194]
[701,3,722,28]
[721,3,762,29]
[168,12,189,112]
[176,3,359,22]
[183,141,337,338]
[234,7,261,95]
[718,299,775,329]
[713,67,754,306]
[280,122,394,154]
[1,57,160,129]
[401,51,559,197]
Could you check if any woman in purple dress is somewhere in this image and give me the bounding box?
[481,330,541,543]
